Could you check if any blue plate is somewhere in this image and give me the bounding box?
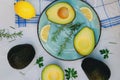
[38,0,101,60]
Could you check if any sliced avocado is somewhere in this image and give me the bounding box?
[42,64,64,80]
[74,27,95,56]
[46,2,75,24]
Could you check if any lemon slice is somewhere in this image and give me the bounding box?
[14,1,36,19]
[40,25,50,42]
[80,7,93,21]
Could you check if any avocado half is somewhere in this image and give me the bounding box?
[7,44,35,69]
[82,58,111,80]
[74,27,95,56]
[46,2,75,24]
[42,64,64,80]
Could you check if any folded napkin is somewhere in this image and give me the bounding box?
[15,0,120,28]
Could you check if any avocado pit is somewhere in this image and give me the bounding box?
[58,7,69,19]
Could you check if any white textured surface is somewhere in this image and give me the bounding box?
[0,0,120,80]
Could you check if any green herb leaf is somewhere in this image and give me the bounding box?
[65,68,78,80]
[0,29,23,41]
[58,36,71,56]
[109,42,118,44]
[99,49,110,59]
[36,57,44,68]
[57,23,81,56]
[69,23,81,31]
[51,26,64,41]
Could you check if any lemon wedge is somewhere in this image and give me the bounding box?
[14,1,36,19]
[40,25,50,42]
[80,7,93,21]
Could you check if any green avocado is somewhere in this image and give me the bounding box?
[46,2,75,24]
[82,58,111,80]
[42,64,64,80]
[74,27,95,56]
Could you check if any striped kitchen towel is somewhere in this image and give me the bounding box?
[15,0,120,28]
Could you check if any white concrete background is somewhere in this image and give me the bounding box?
[0,0,120,80]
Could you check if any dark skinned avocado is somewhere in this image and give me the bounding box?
[7,44,35,69]
[82,58,111,80]
[46,2,75,24]
[42,64,64,80]
[74,27,95,56]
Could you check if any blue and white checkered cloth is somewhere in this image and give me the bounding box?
[15,0,120,28]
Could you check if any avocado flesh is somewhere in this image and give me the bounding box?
[74,27,95,56]
[82,58,111,80]
[42,64,64,80]
[46,2,75,24]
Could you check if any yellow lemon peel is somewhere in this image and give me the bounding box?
[40,25,50,42]
[80,7,93,21]
[14,1,36,19]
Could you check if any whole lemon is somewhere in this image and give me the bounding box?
[14,1,36,19]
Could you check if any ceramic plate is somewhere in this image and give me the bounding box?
[38,0,101,60]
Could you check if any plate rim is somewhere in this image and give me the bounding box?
[37,0,102,61]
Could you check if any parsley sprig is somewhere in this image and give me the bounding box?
[100,49,110,59]
[36,57,44,68]
[65,68,78,80]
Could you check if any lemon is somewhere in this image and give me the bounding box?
[14,1,36,19]
[80,7,93,21]
[40,25,50,42]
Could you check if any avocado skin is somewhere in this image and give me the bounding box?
[8,44,35,69]
[81,58,111,80]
